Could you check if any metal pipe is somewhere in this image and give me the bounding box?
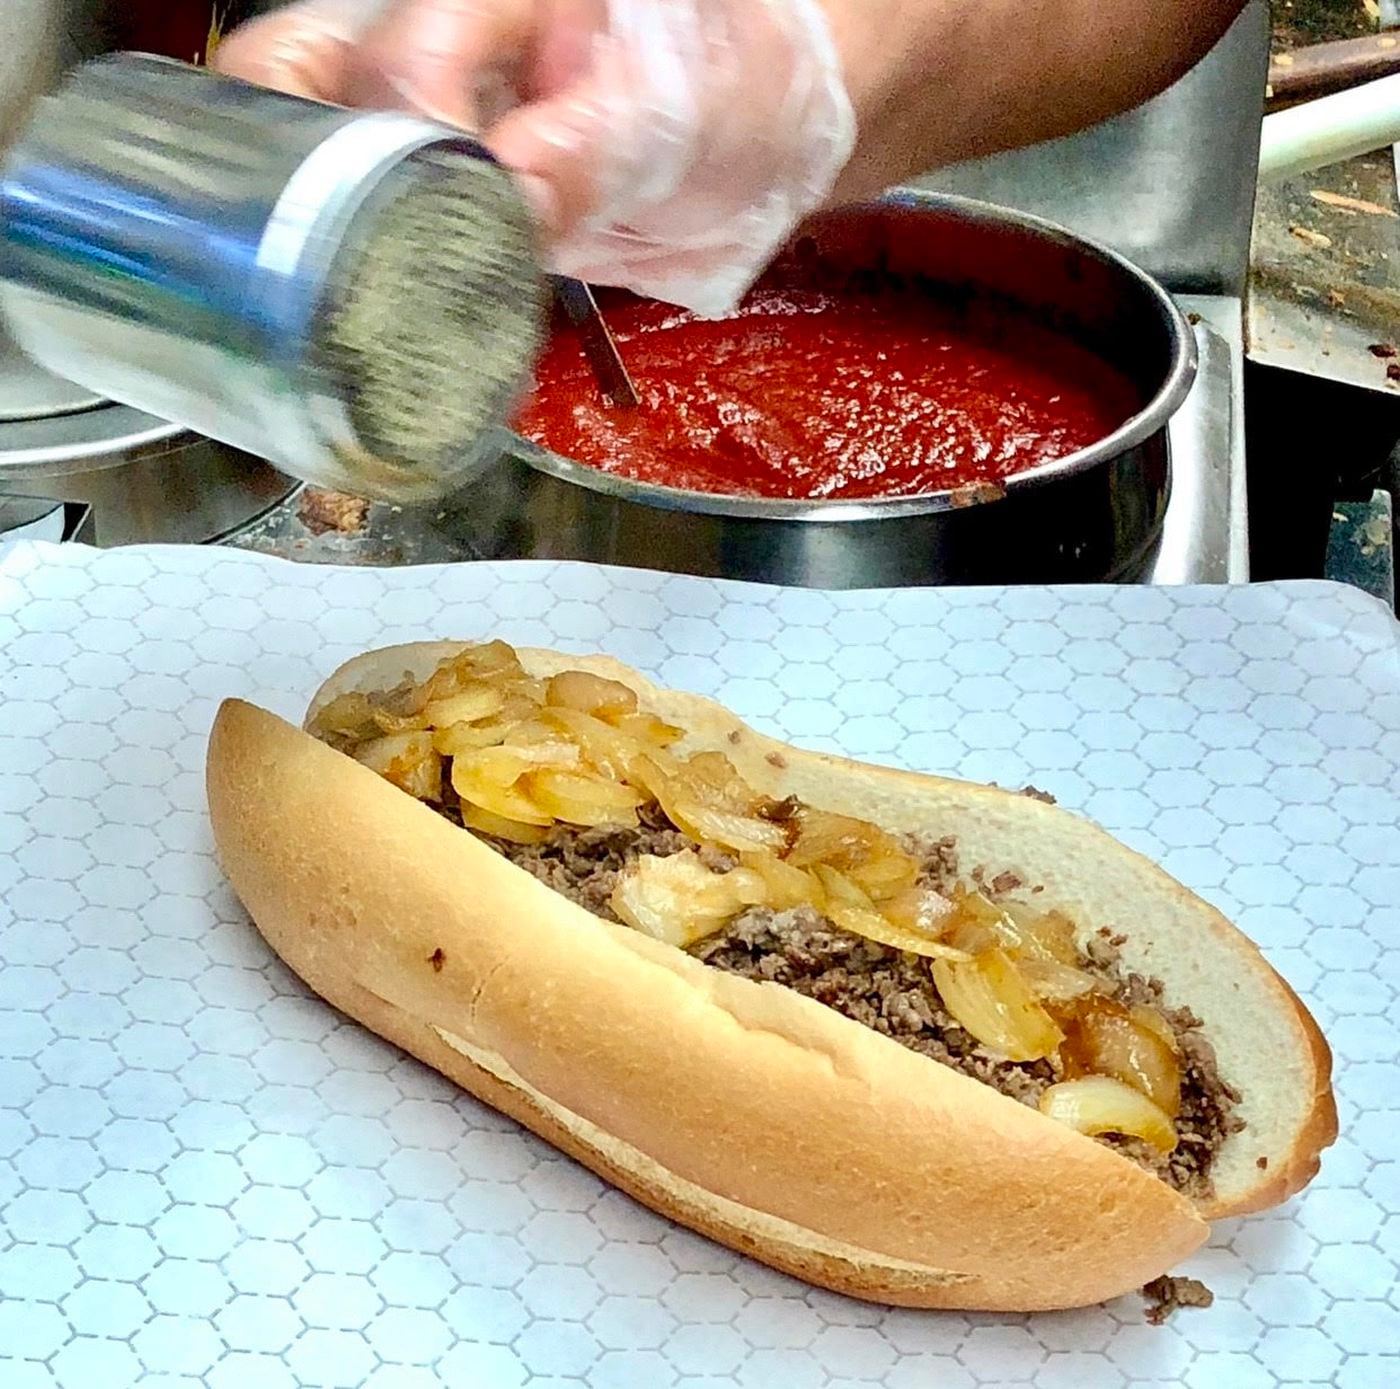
[1259,72,1400,183]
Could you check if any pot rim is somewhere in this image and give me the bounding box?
[504,190,1197,524]
[0,400,199,477]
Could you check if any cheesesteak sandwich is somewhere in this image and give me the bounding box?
[206,640,1336,1312]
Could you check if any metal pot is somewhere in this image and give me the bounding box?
[435,193,1196,588]
[0,404,295,547]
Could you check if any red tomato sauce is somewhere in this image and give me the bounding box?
[513,286,1143,501]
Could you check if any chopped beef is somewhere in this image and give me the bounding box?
[1141,1275,1214,1324]
[695,905,1062,1107]
[297,487,370,536]
[1021,785,1057,804]
[694,910,1241,1201]
[1076,930,1245,1197]
[463,811,1239,1199]
[972,865,1028,897]
[698,844,739,874]
[637,799,674,832]
[911,835,960,894]
[485,822,688,921]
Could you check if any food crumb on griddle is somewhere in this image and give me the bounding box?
[1142,1275,1214,1325]
[298,488,370,536]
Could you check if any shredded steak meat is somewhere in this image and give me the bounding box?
[1141,1274,1214,1324]
[466,808,1241,1199]
[909,834,959,895]
[478,822,690,921]
[695,909,1242,1198]
[696,905,1061,1105]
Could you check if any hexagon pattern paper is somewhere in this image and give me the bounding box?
[1,540,1398,1389]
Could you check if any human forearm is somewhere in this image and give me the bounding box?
[821,0,1249,200]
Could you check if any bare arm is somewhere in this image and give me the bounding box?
[824,0,1251,200]
[216,0,1251,310]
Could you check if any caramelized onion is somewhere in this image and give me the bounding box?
[332,645,1193,1111]
[540,706,650,781]
[500,741,581,769]
[353,732,442,802]
[809,863,875,909]
[422,685,506,728]
[431,720,511,756]
[451,639,524,682]
[450,747,553,826]
[788,810,894,871]
[950,888,1005,929]
[311,691,379,740]
[738,851,816,911]
[931,949,1064,1062]
[368,705,426,734]
[849,852,921,901]
[414,640,524,710]
[613,712,684,745]
[1062,1000,1183,1116]
[546,669,639,720]
[461,804,550,844]
[998,903,1080,965]
[1039,1076,1178,1153]
[612,851,764,948]
[1131,1003,1180,1051]
[523,769,644,827]
[881,885,955,938]
[1016,958,1103,1004]
[669,799,789,855]
[684,751,754,806]
[828,906,973,962]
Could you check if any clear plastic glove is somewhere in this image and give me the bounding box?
[215,0,856,315]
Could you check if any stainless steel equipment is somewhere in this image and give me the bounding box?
[423,195,1195,588]
[226,296,1246,586]
[910,2,1269,300]
[0,0,297,544]
[0,404,294,546]
[907,0,1265,584]
[248,7,1255,588]
[4,1,1260,582]
[0,52,545,503]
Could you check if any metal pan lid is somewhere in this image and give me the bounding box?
[0,330,104,423]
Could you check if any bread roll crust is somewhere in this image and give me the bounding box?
[204,642,1335,1311]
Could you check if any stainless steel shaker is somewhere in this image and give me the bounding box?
[0,52,548,502]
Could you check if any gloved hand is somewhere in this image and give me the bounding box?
[215,0,856,315]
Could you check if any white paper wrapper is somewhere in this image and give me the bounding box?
[1,540,1398,1388]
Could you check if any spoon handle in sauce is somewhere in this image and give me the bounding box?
[553,278,641,410]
